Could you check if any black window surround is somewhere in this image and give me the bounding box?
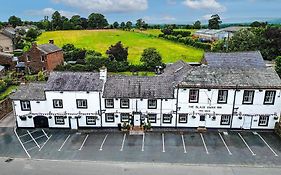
[105,113,115,123]
[105,99,114,108]
[76,99,88,109]
[263,91,276,105]
[200,115,205,121]
[53,99,63,108]
[242,90,255,105]
[217,90,228,104]
[147,114,157,123]
[189,89,199,103]
[220,115,231,125]
[178,114,188,123]
[86,116,97,125]
[148,99,157,109]
[55,116,65,125]
[120,99,130,109]
[20,100,31,111]
[120,113,130,122]
[162,114,172,124]
[258,115,269,126]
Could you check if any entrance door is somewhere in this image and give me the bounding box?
[242,116,252,129]
[33,116,49,128]
[133,113,141,127]
[199,115,206,127]
[70,117,78,130]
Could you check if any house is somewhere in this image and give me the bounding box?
[0,65,5,76]
[0,33,14,53]
[0,52,17,70]
[19,42,64,73]
[10,51,281,130]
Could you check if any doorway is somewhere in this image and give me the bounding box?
[33,116,49,128]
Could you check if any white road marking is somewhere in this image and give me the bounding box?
[78,134,89,151]
[27,145,39,152]
[120,133,126,151]
[14,128,31,158]
[141,133,145,152]
[238,133,256,156]
[218,132,232,155]
[27,130,40,148]
[200,133,209,154]
[99,134,108,151]
[181,134,187,154]
[255,132,278,157]
[39,135,53,151]
[162,133,165,153]
[19,129,40,138]
[22,139,34,144]
[34,135,46,140]
[42,129,49,139]
[58,135,70,151]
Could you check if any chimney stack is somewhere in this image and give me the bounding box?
[99,66,107,82]
[49,39,54,44]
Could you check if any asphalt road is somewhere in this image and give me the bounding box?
[1,157,281,175]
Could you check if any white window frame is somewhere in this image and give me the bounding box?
[20,101,31,111]
[242,90,255,104]
[147,114,157,123]
[120,113,130,122]
[53,99,63,108]
[86,116,97,125]
[189,89,199,103]
[77,99,87,109]
[105,99,114,108]
[258,115,269,126]
[41,55,45,62]
[264,91,276,105]
[178,114,188,123]
[105,113,115,123]
[162,114,172,124]
[148,99,157,109]
[120,99,129,108]
[217,90,228,104]
[220,115,231,125]
[55,116,65,125]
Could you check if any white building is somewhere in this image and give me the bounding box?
[11,51,281,130]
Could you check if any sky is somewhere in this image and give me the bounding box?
[0,0,280,24]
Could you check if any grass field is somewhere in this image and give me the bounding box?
[37,29,203,64]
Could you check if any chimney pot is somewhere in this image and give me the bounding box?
[49,40,54,44]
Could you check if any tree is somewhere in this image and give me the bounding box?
[250,21,267,28]
[80,17,88,29]
[193,20,201,29]
[120,22,126,30]
[113,22,119,29]
[208,14,222,29]
[125,21,133,30]
[140,48,163,70]
[161,26,173,35]
[276,56,281,78]
[70,15,82,29]
[37,71,46,81]
[136,18,147,30]
[88,13,108,29]
[8,16,22,28]
[262,27,281,60]
[51,11,62,30]
[25,28,41,42]
[106,41,128,62]
[62,44,87,61]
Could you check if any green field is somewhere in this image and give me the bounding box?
[37,29,203,64]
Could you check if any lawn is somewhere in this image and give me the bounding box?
[0,85,18,101]
[37,29,203,64]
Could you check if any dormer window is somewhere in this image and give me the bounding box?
[41,55,45,62]
[26,55,31,62]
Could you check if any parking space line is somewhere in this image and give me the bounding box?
[200,133,209,154]
[162,133,165,153]
[238,133,256,156]
[99,134,108,151]
[120,133,126,151]
[22,139,34,145]
[141,133,145,152]
[255,132,278,157]
[27,130,40,148]
[58,135,70,151]
[27,145,39,152]
[42,129,49,139]
[34,134,46,140]
[19,130,40,138]
[218,132,232,155]
[39,135,53,151]
[78,134,89,151]
[181,134,187,154]
[14,128,31,158]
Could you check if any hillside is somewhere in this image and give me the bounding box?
[37,29,204,64]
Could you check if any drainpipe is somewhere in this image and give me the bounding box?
[160,99,163,127]
[175,85,179,128]
[99,92,102,128]
[230,85,238,129]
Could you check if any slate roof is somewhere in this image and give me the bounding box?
[221,26,248,33]
[103,75,175,99]
[179,66,281,89]
[15,62,25,68]
[203,51,266,69]
[45,72,103,92]
[10,83,46,101]
[37,44,62,54]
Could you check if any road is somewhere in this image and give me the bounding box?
[1,157,281,175]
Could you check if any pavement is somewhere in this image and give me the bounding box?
[0,112,14,127]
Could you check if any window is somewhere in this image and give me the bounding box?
[264,91,276,105]
[147,114,157,123]
[258,115,269,126]
[105,113,115,122]
[120,99,129,108]
[41,56,45,62]
[86,116,97,125]
[217,90,228,104]
[162,114,172,124]
[220,115,231,125]
[26,55,31,62]
[200,115,205,121]
[53,99,63,108]
[76,99,87,109]
[242,90,255,104]
[189,89,199,103]
[120,113,130,122]
[55,116,65,125]
[179,114,188,123]
[20,101,31,111]
[105,99,114,108]
[148,99,157,109]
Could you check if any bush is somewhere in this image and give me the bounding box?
[0,80,7,93]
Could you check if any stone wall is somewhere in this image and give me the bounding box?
[0,98,12,120]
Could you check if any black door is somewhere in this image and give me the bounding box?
[33,116,49,128]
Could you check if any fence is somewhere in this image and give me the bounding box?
[0,98,13,120]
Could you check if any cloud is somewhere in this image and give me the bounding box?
[166,0,177,5]
[183,0,226,12]
[26,8,78,18]
[52,0,148,13]
[143,15,176,23]
[202,14,212,20]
